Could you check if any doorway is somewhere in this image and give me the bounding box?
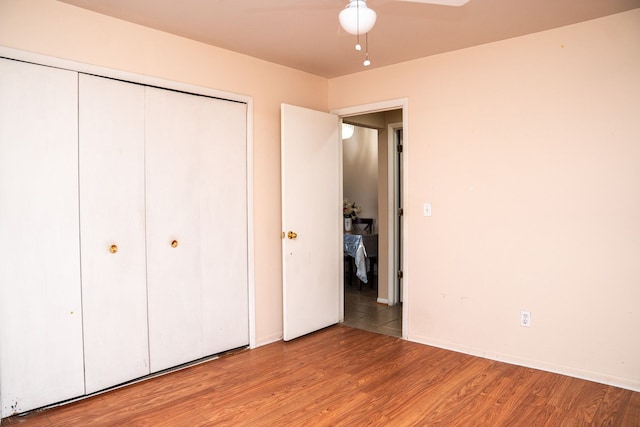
[338,107,404,338]
[280,100,407,342]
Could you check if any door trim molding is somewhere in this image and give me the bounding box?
[387,122,403,308]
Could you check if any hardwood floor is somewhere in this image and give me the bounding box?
[3,326,639,426]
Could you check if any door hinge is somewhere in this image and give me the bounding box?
[397,143,403,153]
[398,208,403,216]
[397,270,404,279]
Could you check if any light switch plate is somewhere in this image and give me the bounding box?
[423,202,432,217]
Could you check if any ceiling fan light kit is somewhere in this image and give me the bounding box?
[339,0,377,35]
[339,0,376,67]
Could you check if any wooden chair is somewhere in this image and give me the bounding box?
[363,233,378,289]
[352,217,373,233]
[344,253,355,287]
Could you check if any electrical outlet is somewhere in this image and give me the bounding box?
[520,311,531,327]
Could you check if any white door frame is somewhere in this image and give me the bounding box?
[331,98,409,339]
[388,122,403,307]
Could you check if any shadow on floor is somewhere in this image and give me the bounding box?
[343,276,402,338]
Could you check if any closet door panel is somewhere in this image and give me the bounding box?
[145,87,204,372]
[201,100,249,355]
[79,74,149,393]
[0,59,84,417]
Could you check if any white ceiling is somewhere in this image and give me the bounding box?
[59,0,640,78]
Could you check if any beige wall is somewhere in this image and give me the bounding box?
[2,0,639,391]
[330,10,640,390]
[0,0,328,346]
[343,126,379,226]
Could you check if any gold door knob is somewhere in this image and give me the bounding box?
[109,244,118,254]
[287,231,297,240]
[171,240,179,248]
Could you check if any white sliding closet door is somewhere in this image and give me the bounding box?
[78,74,150,393]
[0,59,84,417]
[146,87,248,372]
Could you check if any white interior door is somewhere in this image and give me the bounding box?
[79,74,150,393]
[0,59,84,416]
[281,104,342,341]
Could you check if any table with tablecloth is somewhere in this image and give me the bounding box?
[343,232,378,284]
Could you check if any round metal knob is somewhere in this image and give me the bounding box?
[109,244,118,254]
[171,240,179,248]
[287,231,298,240]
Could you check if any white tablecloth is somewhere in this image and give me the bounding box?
[344,233,377,283]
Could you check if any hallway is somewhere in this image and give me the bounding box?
[343,281,402,337]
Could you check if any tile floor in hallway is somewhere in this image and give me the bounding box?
[342,277,402,337]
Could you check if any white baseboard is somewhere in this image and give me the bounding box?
[408,334,640,393]
[253,333,283,348]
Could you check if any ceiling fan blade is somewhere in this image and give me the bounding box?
[395,0,470,5]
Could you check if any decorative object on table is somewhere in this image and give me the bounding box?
[343,199,361,232]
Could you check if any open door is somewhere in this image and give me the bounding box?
[281,104,342,341]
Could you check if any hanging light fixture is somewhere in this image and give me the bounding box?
[339,0,376,67]
[342,123,355,139]
[339,0,377,35]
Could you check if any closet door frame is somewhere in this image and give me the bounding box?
[0,46,256,352]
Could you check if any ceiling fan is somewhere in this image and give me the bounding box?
[339,0,470,35]
[338,0,470,66]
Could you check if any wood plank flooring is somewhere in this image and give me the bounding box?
[3,325,639,426]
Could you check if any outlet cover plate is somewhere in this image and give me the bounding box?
[520,311,531,327]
